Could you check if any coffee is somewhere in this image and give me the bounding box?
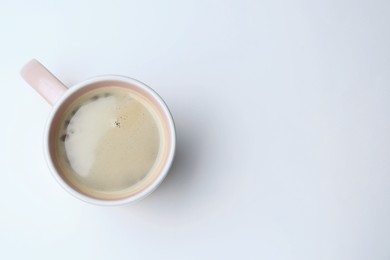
[54,86,166,199]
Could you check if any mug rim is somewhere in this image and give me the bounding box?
[43,75,176,206]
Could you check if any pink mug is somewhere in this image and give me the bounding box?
[21,59,176,206]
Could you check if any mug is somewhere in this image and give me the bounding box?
[21,59,176,206]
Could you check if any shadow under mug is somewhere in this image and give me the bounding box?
[21,59,176,206]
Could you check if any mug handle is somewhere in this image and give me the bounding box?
[20,59,67,105]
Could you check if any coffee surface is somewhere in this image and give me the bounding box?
[56,87,163,196]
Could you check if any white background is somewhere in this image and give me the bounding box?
[1,0,390,259]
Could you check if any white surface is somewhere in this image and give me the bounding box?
[1,1,390,259]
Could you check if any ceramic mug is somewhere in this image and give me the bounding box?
[21,59,176,206]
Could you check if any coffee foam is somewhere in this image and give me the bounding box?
[52,85,170,200]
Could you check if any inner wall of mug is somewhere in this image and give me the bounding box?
[47,79,173,200]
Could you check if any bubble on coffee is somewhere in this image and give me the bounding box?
[56,87,163,195]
